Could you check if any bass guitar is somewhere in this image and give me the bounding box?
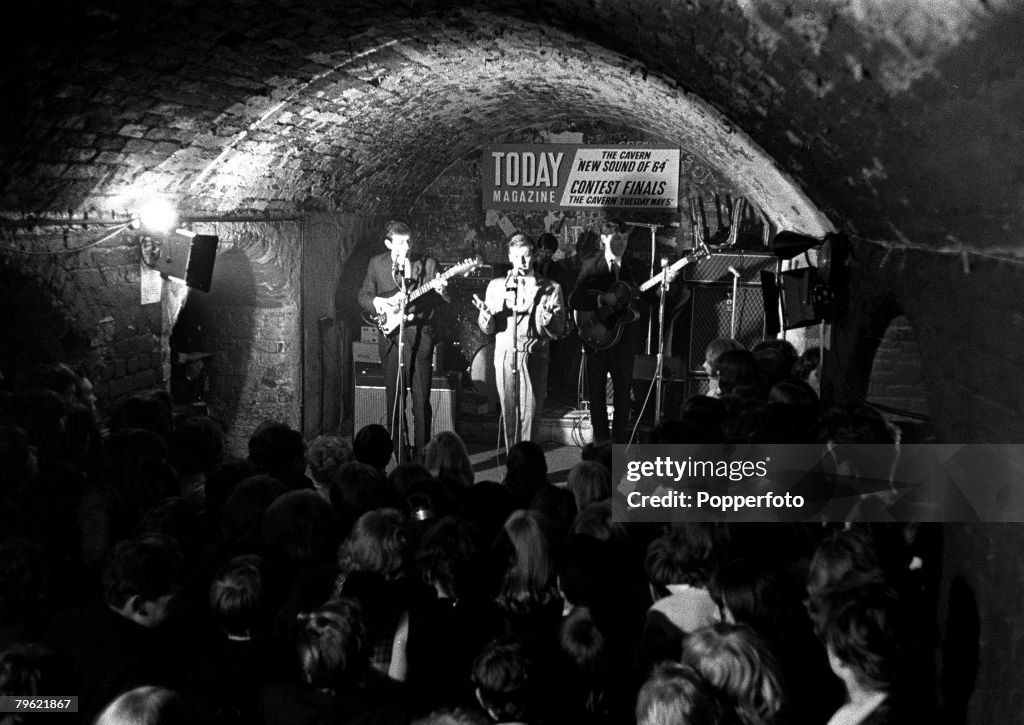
[574,247,710,351]
[365,257,483,336]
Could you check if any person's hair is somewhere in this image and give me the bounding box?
[559,606,610,719]
[416,516,483,600]
[353,424,394,470]
[567,460,612,510]
[580,441,613,471]
[816,579,904,691]
[26,362,77,398]
[705,338,745,369]
[102,534,184,610]
[108,391,173,440]
[575,229,601,257]
[472,638,533,721]
[635,661,736,725]
[94,686,188,725]
[571,500,627,542]
[411,709,489,725]
[296,598,368,691]
[792,347,821,382]
[247,421,306,481]
[767,380,819,407]
[422,430,474,489]
[537,232,558,252]
[751,339,798,369]
[682,624,785,725]
[645,523,728,590]
[508,233,535,250]
[330,461,393,531]
[713,349,760,397]
[384,220,411,240]
[496,509,556,611]
[805,528,887,627]
[169,415,224,476]
[503,441,547,507]
[601,218,627,235]
[338,508,410,581]
[221,474,288,550]
[306,435,354,485]
[678,395,727,443]
[209,555,264,637]
[709,559,785,634]
[262,489,340,566]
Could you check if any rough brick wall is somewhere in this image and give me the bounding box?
[867,314,930,420]
[171,221,303,457]
[0,224,163,411]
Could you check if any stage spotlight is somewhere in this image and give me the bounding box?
[770,230,821,260]
[137,199,177,234]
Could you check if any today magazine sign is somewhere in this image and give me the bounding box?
[483,144,680,211]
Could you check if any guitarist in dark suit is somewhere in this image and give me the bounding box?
[358,220,450,458]
[569,219,677,444]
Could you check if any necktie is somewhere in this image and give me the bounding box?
[610,261,619,281]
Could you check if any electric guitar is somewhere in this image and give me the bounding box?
[365,257,482,336]
[574,246,710,351]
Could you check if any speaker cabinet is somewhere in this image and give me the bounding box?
[687,285,766,371]
[353,374,459,436]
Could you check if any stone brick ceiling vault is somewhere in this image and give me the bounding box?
[1,0,1020,249]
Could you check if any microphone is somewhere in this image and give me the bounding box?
[404,257,413,280]
[728,266,740,278]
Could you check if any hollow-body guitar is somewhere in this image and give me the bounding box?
[574,248,709,351]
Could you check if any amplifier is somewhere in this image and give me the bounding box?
[353,373,459,436]
[683,252,775,284]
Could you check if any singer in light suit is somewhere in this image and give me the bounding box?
[358,220,449,459]
[478,234,566,444]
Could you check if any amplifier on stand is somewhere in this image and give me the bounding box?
[353,372,460,436]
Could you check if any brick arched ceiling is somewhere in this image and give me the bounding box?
[2,0,1020,249]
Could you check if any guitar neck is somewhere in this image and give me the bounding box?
[403,262,471,303]
[638,254,698,292]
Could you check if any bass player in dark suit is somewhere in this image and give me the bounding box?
[569,218,677,444]
[358,220,450,459]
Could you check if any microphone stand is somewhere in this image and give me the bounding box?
[393,263,410,464]
[510,272,523,446]
[626,221,661,355]
[728,266,741,338]
[654,257,670,427]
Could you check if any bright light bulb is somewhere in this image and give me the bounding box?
[138,199,177,233]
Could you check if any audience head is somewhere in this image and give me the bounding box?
[295,598,369,692]
[636,661,737,725]
[815,580,904,694]
[221,474,288,552]
[704,338,745,375]
[263,489,340,566]
[567,460,612,510]
[646,523,729,593]
[679,395,727,443]
[504,441,548,508]
[712,350,760,398]
[571,500,627,542]
[338,508,410,582]
[472,638,535,723]
[169,415,224,476]
[496,509,556,610]
[422,430,474,489]
[709,559,785,634]
[580,441,613,472]
[94,686,188,725]
[247,421,306,485]
[682,624,784,725]
[416,515,483,600]
[805,527,886,626]
[0,644,74,703]
[305,435,353,485]
[102,534,185,628]
[108,391,173,441]
[209,554,264,638]
[354,424,394,471]
[330,461,391,524]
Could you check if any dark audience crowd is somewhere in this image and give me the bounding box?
[0,345,940,724]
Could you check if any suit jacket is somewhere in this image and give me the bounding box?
[568,255,650,311]
[358,252,449,330]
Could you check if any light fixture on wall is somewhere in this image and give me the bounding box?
[134,199,178,233]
